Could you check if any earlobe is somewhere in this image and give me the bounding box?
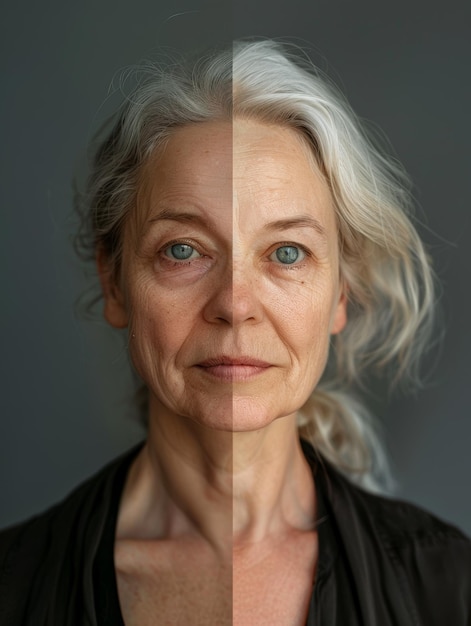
[331,290,348,336]
[96,247,129,329]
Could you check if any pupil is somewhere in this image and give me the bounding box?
[276,246,299,264]
[171,244,193,260]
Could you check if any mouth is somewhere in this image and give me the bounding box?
[195,356,272,382]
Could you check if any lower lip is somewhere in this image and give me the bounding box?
[196,364,271,382]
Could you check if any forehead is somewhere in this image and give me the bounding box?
[136,118,334,234]
[233,119,334,232]
[141,121,232,208]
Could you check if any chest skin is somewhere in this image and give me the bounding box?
[233,530,318,626]
[115,538,232,626]
[115,531,317,626]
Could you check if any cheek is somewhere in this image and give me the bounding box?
[129,280,207,386]
[274,280,337,363]
[277,276,334,324]
[126,282,189,378]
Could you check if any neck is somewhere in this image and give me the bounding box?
[231,425,316,542]
[116,397,316,558]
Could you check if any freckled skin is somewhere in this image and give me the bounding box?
[104,119,346,434]
[99,119,347,625]
[232,120,346,430]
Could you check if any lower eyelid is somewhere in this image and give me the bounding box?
[155,250,212,273]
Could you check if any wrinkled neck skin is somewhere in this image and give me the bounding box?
[117,395,317,561]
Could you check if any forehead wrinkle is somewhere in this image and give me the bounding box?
[141,205,230,246]
[265,215,328,241]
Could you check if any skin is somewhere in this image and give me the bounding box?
[98,118,347,625]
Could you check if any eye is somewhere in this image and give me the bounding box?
[270,245,306,265]
[164,243,201,261]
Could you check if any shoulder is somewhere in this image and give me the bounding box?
[0,444,142,624]
[352,478,471,566]
[0,445,134,549]
[320,455,471,622]
[359,483,468,545]
[302,439,470,550]
[358,484,471,622]
[335,467,471,558]
[301,439,471,621]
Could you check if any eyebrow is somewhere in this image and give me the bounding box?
[146,209,328,240]
[147,208,207,225]
[264,215,327,239]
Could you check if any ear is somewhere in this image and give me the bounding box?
[96,247,129,329]
[330,288,348,336]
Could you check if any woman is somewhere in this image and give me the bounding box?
[0,39,470,625]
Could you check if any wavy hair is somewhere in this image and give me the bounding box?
[76,40,436,491]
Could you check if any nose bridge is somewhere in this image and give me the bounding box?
[231,247,261,323]
[231,251,251,292]
[203,238,262,326]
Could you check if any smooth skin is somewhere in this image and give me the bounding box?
[98,118,347,625]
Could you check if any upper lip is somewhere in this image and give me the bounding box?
[197,356,272,367]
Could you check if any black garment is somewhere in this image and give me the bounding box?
[92,452,128,626]
[302,440,471,624]
[0,445,142,626]
[0,440,470,625]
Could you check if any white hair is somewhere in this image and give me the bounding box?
[77,39,436,491]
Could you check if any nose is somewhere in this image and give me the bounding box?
[202,261,263,326]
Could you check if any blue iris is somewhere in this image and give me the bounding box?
[275,246,300,265]
[169,244,194,260]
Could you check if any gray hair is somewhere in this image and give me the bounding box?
[76,40,436,491]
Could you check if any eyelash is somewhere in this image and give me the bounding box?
[156,239,312,271]
[158,239,206,267]
[268,242,311,269]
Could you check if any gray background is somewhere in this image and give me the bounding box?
[1,0,470,535]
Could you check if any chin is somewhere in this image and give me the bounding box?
[180,396,282,434]
[229,396,291,433]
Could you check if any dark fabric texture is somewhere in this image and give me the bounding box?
[0,440,470,625]
[0,445,142,626]
[92,451,128,626]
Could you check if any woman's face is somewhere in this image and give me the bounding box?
[102,119,347,432]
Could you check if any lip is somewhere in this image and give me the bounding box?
[197,356,272,367]
[195,355,272,382]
